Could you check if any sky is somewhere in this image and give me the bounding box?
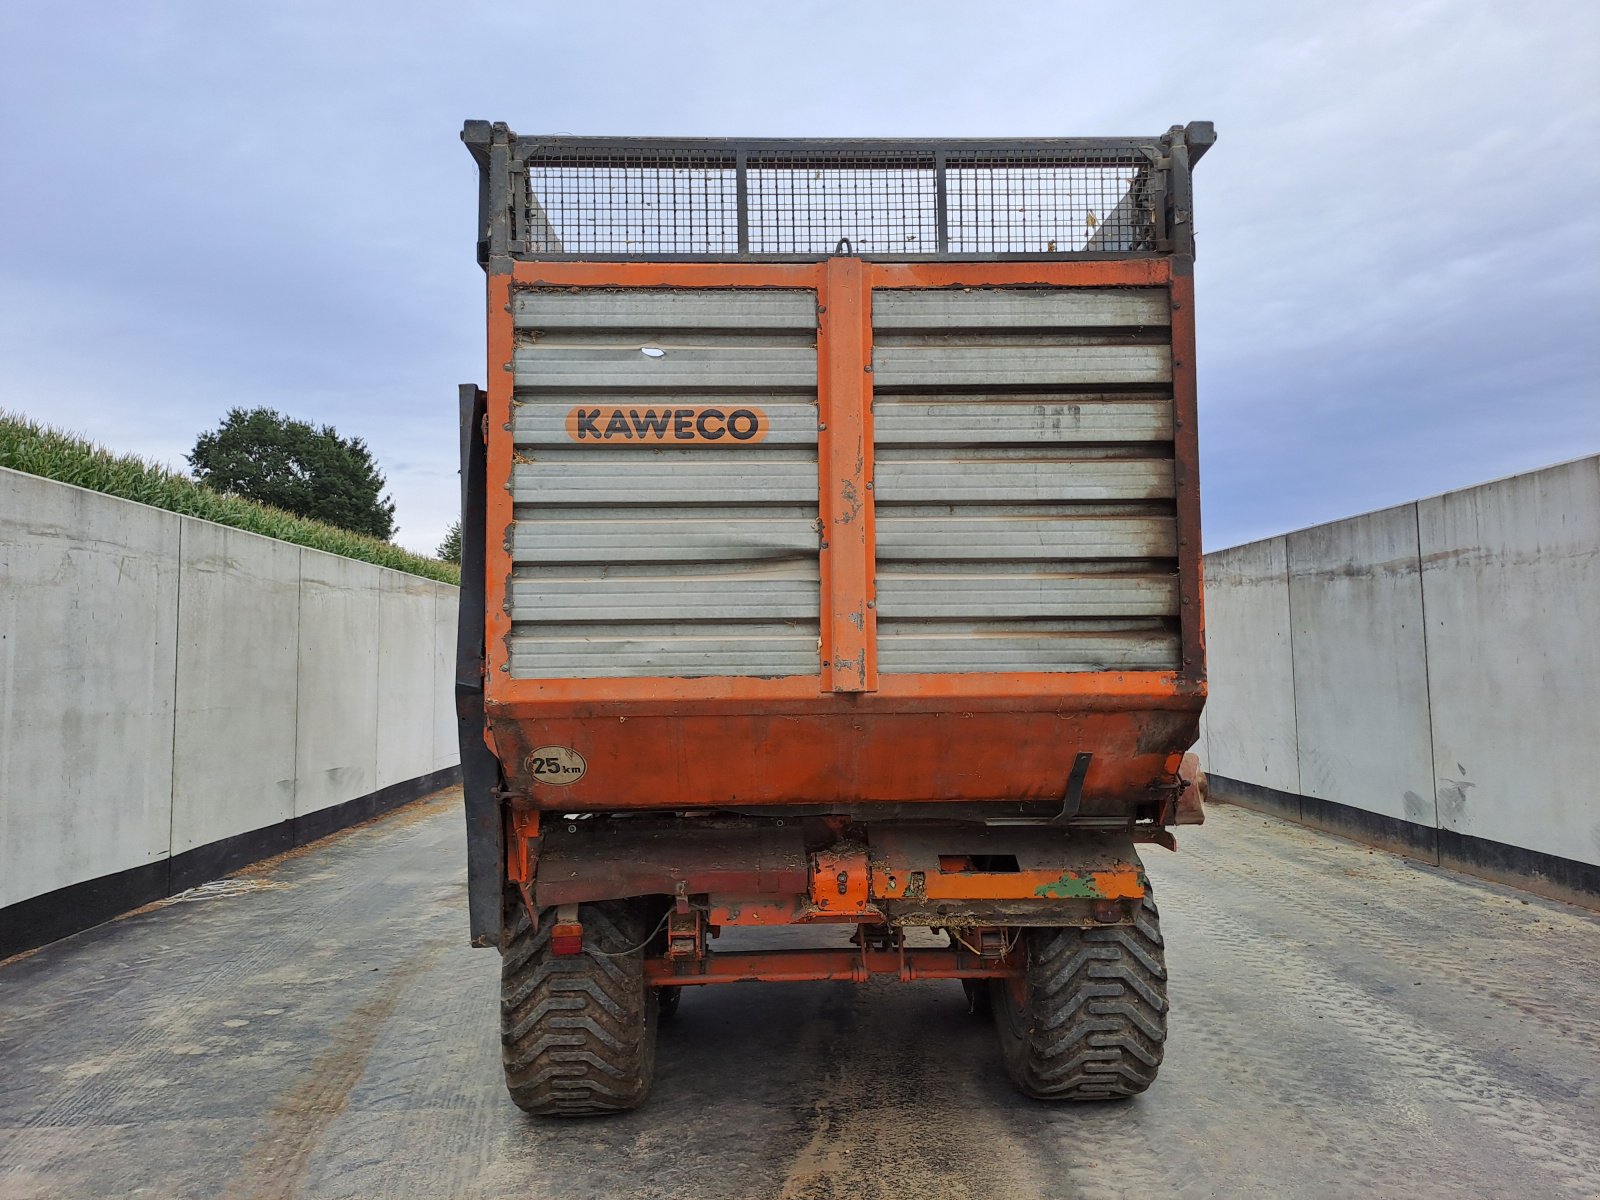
[2,0,1596,555]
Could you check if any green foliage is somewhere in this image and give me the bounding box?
[189,406,397,539]
[0,410,459,585]
[437,519,462,564]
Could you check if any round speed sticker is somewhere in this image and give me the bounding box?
[526,746,586,786]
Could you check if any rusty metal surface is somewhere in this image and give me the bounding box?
[646,946,1019,987]
[1175,750,1207,825]
[531,819,1148,934]
[534,821,809,906]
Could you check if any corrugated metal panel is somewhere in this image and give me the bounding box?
[876,571,1177,618]
[515,289,817,331]
[873,287,1179,674]
[875,458,1173,503]
[873,289,1169,330]
[873,344,1169,389]
[878,624,1180,673]
[510,512,819,564]
[511,454,816,505]
[510,288,820,679]
[874,397,1172,445]
[508,627,820,679]
[513,342,817,391]
[511,566,816,623]
[875,515,1176,560]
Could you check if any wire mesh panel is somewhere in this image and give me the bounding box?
[746,154,937,255]
[483,132,1194,258]
[946,153,1155,254]
[524,151,740,256]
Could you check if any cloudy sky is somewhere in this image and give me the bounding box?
[2,0,1596,554]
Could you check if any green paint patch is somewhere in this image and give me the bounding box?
[1034,873,1104,900]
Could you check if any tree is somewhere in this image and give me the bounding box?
[437,520,462,564]
[189,407,397,539]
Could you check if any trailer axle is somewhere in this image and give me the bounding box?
[644,946,1021,986]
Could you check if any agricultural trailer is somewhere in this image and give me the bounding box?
[457,120,1214,1115]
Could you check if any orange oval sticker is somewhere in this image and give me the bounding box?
[565,405,769,445]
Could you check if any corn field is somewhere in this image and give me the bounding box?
[1,410,460,585]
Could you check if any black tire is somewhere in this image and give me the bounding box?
[501,898,657,1116]
[990,894,1168,1100]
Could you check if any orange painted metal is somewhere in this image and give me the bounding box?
[864,258,1171,290]
[817,256,876,692]
[809,842,874,916]
[482,256,1205,814]
[870,860,1145,903]
[704,896,813,927]
[491,703,1192,811]
[505,809,540,885]
[483,269,517,698]
[564,403,773,445]
[508,259,824,290]
[645,947,1021,986]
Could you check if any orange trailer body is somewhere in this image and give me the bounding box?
[456,121,1216,1112]
[481,257,1204,815]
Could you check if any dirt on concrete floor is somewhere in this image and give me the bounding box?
[1,789,1597,1199]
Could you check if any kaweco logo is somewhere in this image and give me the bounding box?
[565,405,769,445]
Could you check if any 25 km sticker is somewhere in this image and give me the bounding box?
[566,405,769,445]
[526,746,586,786]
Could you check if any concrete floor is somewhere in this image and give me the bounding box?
[1,790,1597,1200]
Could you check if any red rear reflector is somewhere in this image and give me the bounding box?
[551,923,584,956]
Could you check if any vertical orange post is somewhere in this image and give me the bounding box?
[484,271,516,683]
[817,258,877,693]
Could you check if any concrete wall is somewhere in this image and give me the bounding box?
[1417,461,1600,862]
[1197,455,1600,894]
[1201,537,1299,794]
[0,467,461,917]
[1,471,182,908]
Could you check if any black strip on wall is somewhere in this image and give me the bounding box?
[1208,773,1599,908]
[0,766,461,961]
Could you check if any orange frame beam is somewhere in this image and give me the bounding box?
[818,256,876,692]
[645,947,1021,987]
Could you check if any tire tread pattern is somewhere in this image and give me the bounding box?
[994,893,1169,1100]
[500,899,656,1116]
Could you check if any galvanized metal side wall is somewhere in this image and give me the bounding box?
[870,287,1181,673]
[508,289,821,679]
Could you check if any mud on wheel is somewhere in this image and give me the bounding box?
[501,898,657,1116]
[990,893,1168,1100]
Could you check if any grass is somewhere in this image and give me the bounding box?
[1,410,460,585]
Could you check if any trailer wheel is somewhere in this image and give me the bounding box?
[990,893,1168,1101]
[501,898,657,1116]
[655,987,681,1021]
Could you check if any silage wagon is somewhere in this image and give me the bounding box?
[456,120,1214,1114]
